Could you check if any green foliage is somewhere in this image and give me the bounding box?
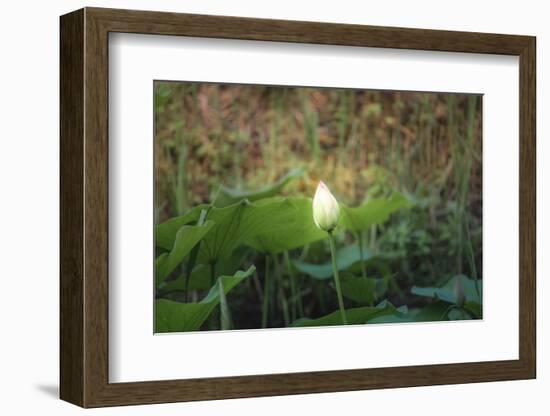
[155,266,255,333]
[215,168,304,207]
[292,300,407,327]
[155,220,215,287]
[154,82,172,113]
[153,83,483,332]
[302,99,321,161]
[340,193,411,233]
[292,243,372,280]
[411,275,481,304]
[156,206,207,251]
[244,197,326,254]
[412,301,454,322]
[158,248,250,293]
[377,186,482,289]
[411,275,482,319]
[463,301,482,318]
[340,274,387,305]
[157,199,298,264]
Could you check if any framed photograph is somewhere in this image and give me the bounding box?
[60,7,536,407]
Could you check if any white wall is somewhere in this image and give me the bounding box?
[0,1,545,415]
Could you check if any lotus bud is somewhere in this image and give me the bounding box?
[454,277,465,307]
[312,181,340,232]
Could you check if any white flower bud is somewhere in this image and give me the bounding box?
[312,181,340,232]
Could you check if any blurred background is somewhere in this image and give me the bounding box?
[154,81,482,329]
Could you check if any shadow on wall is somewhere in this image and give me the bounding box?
[34,384,58,399]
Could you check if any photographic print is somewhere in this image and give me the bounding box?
[60,10,535,406]
[154,81,482,333]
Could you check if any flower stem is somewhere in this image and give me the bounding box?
[261,255,270,328]
[328,231,347,325]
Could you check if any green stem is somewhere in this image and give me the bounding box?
[209,262,216,288]
[440,304,459,321]
[284,250,303,319]
[183,208,209,301]
[208,262,218,330]
[279,288,290,326]
[261,255,270,328]
[183,270,191,302]
[465,216,482,303]
[218,278,231,330]
[299,243,310,261]
[328,232,347,325]
[357,231,367,280]
[370,224,377,251]
[357,231,374,306]
[273,253,289,326]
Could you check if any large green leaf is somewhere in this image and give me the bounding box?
[340,193,411,233]
[447,307,474,321]
[156,205,208,250]
[340,274,387,304]
[368,314,414,324]
[155,220,215,287]
[155,266,255,333]
[464,301,482,318]
[196,199,296,262]
[156,199,298,263]
[154,253,169,287]
[215,167,304,207]
[411,275,482,304]
[292,243,372,280]
[159,247,250,293]
[244,197,327,253]
[291,300,407,327]
[411,276,482,320]
[411,301,452,322]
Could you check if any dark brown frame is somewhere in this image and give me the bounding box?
[60,7,536,408]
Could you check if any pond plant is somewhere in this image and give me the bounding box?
[312,181,347,325]
[154,83,483,333]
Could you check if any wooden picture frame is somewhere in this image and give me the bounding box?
[60,7,536,408]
